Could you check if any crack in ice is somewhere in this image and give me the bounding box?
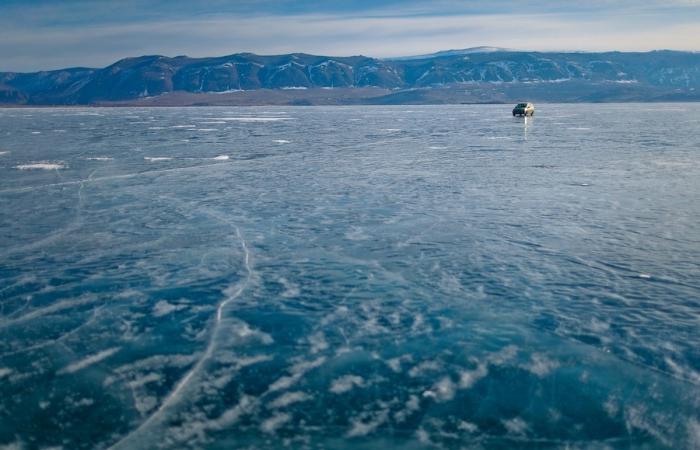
[107,224,253,450]
[0,162,236,195]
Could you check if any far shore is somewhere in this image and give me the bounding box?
[2,85,700,108]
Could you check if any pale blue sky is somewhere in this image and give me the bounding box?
[1,0,699,71]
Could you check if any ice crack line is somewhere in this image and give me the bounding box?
[2,168,99,259]
[108,224,253,450]
[0,161,235,195]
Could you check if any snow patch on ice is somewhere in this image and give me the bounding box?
[212,117,294,122]
[232,321,274,345]
[459,421,479,433]
[427,376,456,402]
[409,360,442,378]
[386,354,412,373]
[524,353,559,377]
[330,375,365,394]
[58,347,120,374]
[308,332,329,354]
[269,391,311,409]
[503,417,529,435]
[261,413,291,433]
[687,418,700,448]
[278,277,300,298]
[0,439,25,450]
[15,162,65,170]
[127,373,162,389]
[269,357,326,392]
[459,363,488,389]
[144,157,172,162]
[152,300,187,317]
[394,395,421,422]
[347,409,389,437]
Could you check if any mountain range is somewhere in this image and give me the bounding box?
[1,48,699,105]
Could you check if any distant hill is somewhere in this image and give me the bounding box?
[1,49,699,105]
[387,46,510,60]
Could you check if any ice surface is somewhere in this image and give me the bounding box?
[1,105,700,449]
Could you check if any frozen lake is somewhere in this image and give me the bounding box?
[1,104,699,449]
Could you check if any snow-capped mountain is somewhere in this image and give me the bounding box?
[1,49,698,104]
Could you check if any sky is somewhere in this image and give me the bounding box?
[1,0,699,72]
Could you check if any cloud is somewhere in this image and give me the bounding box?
[0,1,699,71]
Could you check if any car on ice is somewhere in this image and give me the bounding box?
[513,102,535,117]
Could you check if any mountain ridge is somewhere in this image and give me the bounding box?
[1,49,699,105]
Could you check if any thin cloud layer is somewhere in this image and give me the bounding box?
[1,0,699,71]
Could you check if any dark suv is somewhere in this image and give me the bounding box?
[513,102,535,117]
